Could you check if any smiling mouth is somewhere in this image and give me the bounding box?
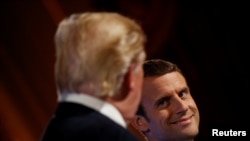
[170,115,193,124]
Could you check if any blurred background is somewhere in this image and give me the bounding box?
[0,0,248,141]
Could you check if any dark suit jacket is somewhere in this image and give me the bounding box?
[40,102,140,141]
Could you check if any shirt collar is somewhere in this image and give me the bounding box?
[58,93,126,128]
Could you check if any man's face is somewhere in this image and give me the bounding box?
[141,72,200,141]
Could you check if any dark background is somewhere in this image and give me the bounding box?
[0,0,248,141]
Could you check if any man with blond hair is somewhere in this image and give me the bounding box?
[40,12,146,141]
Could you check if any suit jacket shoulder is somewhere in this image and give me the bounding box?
[40,102,140,141]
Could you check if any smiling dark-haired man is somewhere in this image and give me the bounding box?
[131,59,200,141]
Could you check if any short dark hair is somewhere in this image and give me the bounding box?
[143,59,182,77]
[137,59,183,121]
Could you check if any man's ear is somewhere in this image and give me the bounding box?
[109,63,139,102]
[122,63,137,94]
[131,115,150,133]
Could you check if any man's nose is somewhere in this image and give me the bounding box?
[172,96,188,115]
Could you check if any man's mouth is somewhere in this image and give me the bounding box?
[170,115,193,125]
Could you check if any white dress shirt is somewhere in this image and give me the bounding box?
[58,93,126,128]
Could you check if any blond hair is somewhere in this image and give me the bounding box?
[55,12,146,97]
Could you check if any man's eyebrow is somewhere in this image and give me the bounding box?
[179,86,190,93]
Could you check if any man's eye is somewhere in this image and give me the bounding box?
[156,98,169,108]
[179,91,187,98]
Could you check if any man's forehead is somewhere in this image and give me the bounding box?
[141,79,162,107]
